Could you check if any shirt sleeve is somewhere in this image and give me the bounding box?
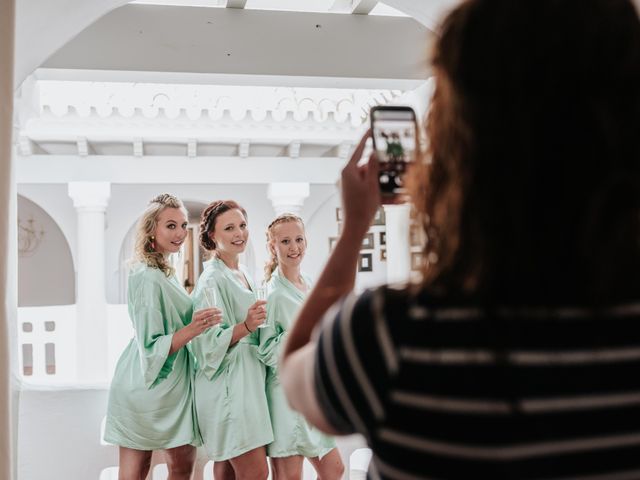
[313,288,391,437]
[190,279,234,380]
[130,280,176,389]
[257,299,287,368]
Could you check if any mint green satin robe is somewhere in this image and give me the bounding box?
[191,258,273,461]
[258,269,336,458]
[104,263,200,450]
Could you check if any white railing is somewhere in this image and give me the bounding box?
[17,304,134,384]
[16,306,371,479]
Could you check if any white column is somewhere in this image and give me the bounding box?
[383,204,411,284]
[68,182,111,382]
[0,1,15,477]
[267,182,310,216]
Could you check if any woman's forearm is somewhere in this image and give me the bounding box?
[283,226,367,360]
[229,321,251,346]
[169,326,193,356]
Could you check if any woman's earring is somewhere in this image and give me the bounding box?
[150,236,156,250]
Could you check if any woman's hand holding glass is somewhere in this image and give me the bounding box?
[191,307,222,335]
[254,284,268,329]
[245,300,267,332]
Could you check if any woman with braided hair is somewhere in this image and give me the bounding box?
[258,214,344,480]
[104,194,221,480]
[191,200,273,480]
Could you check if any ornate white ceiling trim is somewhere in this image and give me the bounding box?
[17,80,404,158]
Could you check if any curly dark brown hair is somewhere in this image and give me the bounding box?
[409,0,640,304]
[199,200,248,255]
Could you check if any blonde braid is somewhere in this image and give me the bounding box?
[264,213,305,283]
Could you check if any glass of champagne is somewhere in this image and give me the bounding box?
[204,287,218,308]
[255,282,268,329]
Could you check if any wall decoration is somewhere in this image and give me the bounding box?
[328,236,338,251]
[336,207,343,222]
[361,232,374,250]
[358,252,373,272]
[372,208,386,226]
[18,217,45,257]
[379,231,386,246]
[410,225,423,247]
[380,249,387,261]
[411,251,424,271]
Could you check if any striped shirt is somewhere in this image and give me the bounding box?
[313,286,640,480]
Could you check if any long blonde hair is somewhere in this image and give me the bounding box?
[133,193,187,277]
[264,213,305,282]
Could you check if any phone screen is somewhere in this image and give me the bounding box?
[371,107,417,196]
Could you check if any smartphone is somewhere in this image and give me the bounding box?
[370,105,418,197]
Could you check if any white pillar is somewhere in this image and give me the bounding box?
[0,1,16,477]
[267,182,310,217]
[68,182,111,382]
[383,204,411,284]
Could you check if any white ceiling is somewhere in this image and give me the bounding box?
[15,0,459,87]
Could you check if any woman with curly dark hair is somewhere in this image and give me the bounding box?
[191,200,272,480]
[281,0,640,478]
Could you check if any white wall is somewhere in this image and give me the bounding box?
[17,195,74,306]
[18,182,390,307]
[17,184,77,270]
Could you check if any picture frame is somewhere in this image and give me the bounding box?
[358,252,373,272]
[335,207,343,222]
[372,208,386,226]
[411,251,423,271]
[361,232,374,250]
[410,225,423,247]
[328,236,338,251]
[380,249,387,261]
[379,231,386,246]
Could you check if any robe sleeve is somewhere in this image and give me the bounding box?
[190,279,234,381]
[257,299,287,368]
[129,277,177,389]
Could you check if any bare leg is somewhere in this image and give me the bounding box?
[118,447,152,480]
[270,456,304,480]
[308,449,345,480]
[165,444,196,480]
[228,446,269,480]
[214,460,235,480]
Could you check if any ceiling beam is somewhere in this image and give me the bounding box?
[226,0,247,8]
[330,0,379,14]
[353,0,379,14]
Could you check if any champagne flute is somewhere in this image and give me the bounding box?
[255,282,268,329]
[204,287,218,308]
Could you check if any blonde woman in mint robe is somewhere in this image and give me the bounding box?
[258,214,344,480]
[104,194,221,480]
[191,200,273,480]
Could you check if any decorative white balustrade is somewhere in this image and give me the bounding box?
[16,305,371,479]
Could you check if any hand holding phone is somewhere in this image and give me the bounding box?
[370,106,418,200]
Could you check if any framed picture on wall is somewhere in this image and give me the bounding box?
[336,207,343,222]
[380,249,387,261]
[379,231,386,246]
[358,253,373,272]
[328,237,338,251]
[361,232,374,250]
[372,208,386,226]
[411,251,423,271]
[410,225,423,247]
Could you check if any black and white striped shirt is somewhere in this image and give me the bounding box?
[314,286,640,480]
